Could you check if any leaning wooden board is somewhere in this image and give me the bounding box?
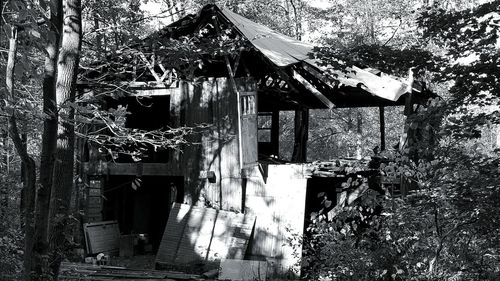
[83,221,120,254]
[156,203,255,265]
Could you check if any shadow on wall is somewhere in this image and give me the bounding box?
[155,166,307,279]
[160,78,306,278]
[179,78,241,210]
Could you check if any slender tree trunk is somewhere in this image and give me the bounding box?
[5,25,37,281]
[94,10,102,58]
[48,0,82,277]
[33,1,62,280]
[355,109,363,159]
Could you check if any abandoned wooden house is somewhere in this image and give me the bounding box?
[78,4,433,278]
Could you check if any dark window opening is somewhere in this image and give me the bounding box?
[105,95,171,162]
[258,111,279,158]
[258,113,272,143]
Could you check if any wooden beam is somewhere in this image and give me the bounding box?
[138,52,162,82]
[271,110,280,156]
[301,62,338,89]
[379,106,386,151]
[291,108,309,162]
[292,70,335,109]
[128,87,180,97]
[83,162,180,176]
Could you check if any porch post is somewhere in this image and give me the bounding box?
[292,108,309,162]
[379,106,386,151]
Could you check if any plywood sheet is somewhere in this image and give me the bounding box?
[175,206,217,264]
[83,221,120,254]
[244,164,307,276]
[208,210,254,260]
[156,203,255,266]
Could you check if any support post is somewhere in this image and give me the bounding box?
[379,106,386,151]
[271,110,280,156]
[292,108,309,162]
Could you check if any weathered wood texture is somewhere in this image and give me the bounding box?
[84,163,176,176]
[83,221,120,254]
[86,178,104,222]
[171,78,256,211]
[240,91,258,167]
[58,262,205,280]
[379,106,386,151]
[82,78,257,212]
[244,164,308,276]
[155,203,255,266]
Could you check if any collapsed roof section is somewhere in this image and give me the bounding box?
[80,4,433,111]
[150,4,433,110]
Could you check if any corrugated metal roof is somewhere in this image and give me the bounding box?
[220,6,411,102]
[220,7,313,67]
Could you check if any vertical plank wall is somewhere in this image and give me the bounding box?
[170,78,256,212]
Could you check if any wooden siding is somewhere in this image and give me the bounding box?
[82,78,257,213]
[83,221,120,254]
[86,179,104,222]
[170,78,256,211]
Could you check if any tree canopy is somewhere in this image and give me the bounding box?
[1,0,500,280]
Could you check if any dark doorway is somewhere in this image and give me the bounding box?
[304,177,342,231]
[103,175,184,253]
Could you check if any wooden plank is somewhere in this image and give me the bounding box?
[129,87,180,97]
[138,53,162,82]
[292,70,335,109]
[58,262,202,281]
[156,203,255,266]
[83,221,120,254]
[88,188,101,196]
[86,179,103,222]
[379,106,386,151]
[155,203,191,264]
[83,163,178,176]
[174,206,217,264]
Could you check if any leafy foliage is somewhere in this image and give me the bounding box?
[0,176,24,281]
[299,0,500,280]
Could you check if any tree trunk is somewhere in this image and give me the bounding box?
[48,0,82,277]
[94,10,102,58]
[355,109,363,159]
[292,108,309,162]
[33,1,62,280]
[5,25,37,281]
